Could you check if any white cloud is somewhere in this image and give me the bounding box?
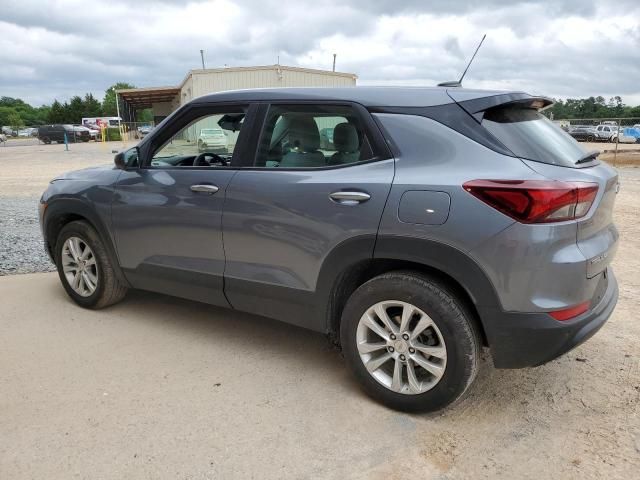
[0,0,638,106]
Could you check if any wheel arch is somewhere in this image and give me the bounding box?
[319,235,502,348]
[44,198,130,286]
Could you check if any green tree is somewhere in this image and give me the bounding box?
[83,93,102,117]
[48,100,65,124]
[137,108,153,123]
[0,106,20,126]
[7,112,24,132]
[68,96,85,123]
[102,82,136,116]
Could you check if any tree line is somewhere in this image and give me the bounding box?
[0,82,152,129]
[2,87,639,130]
[544,96,640,120]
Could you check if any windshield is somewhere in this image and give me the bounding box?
[482,107,588,167]
[201,129,223,135]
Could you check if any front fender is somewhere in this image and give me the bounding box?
[43,197,129,287]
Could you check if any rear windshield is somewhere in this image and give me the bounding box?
[482,107,587,167]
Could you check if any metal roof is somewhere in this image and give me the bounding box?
[117,86,180,109]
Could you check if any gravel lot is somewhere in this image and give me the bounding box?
[0,142,122,275]
[1,142,639,479]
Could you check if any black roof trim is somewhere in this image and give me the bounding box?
[189,86,518,108]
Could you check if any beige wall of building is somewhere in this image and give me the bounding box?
[186,65,356,101]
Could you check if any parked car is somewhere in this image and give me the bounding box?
[75,124,99,141]
[614,127,640,144]
[39,87,619,412]
[134,124,153,139]
[18,128,38,137]
[197,127,228,153]
[594,124,619,142]
[568,125,596,142]
[72,125,93,142]
[319,127,335,149]
[612,128,638,144]
[38,124,89,144]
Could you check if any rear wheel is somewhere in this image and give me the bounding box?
[340,271,481,412]
[55,221,127,309]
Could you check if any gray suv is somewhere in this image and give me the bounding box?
[39,87,619,412]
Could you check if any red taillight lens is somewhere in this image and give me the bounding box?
[548,301,590,321]
[463,180,598,223]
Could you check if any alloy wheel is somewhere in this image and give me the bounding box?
[356,301,447,395]
[61,236,99,297]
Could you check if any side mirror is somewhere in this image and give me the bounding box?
[114,147,139,169]
[114,152,126,169]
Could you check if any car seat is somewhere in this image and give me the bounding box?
[279,117,326,168]
[329,123,360,165]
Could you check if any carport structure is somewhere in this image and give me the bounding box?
[117,86,180,124]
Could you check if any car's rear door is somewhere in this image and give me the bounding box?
[221,102,394,332]
[112,103,257,306]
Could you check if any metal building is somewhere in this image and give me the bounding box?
[117,65,357,124]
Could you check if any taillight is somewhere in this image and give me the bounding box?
[548,301,590,321]
[463,180,598,223]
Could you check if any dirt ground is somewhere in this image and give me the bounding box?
[0,142,639,479]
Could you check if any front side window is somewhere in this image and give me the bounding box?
[151,109,246,168]
[255,105,374,168]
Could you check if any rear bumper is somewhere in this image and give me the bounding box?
[478,268,618,368]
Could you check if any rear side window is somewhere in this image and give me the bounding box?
[254,105,375,169]
[482,107,587,167]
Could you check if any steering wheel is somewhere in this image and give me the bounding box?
[193,152,224,166]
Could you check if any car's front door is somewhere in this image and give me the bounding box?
[112,104,254,306]
[222,103,395,331]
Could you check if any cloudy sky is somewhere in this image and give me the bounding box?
[1,0,639,106]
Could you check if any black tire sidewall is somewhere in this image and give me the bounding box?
[340,273,479,412]
[54,222,108,308]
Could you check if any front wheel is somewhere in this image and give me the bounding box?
[55,220,127,309]
[340,271,481,412]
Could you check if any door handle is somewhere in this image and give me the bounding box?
[190,184,219,194]
[329,191,371,205]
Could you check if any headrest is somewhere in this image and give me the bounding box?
[333,123,359,153]
[287,116,320,151]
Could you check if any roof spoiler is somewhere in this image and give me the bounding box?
[451,92,554,122]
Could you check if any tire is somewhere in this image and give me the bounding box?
[340,271,481,412]
[54,220,127,309]
[41,137,50,144]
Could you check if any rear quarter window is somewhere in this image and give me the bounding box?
[482,107,587,167]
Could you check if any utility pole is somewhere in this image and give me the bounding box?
[332,53,336,72]
[112,87,122,144]
[200,49,206,69]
